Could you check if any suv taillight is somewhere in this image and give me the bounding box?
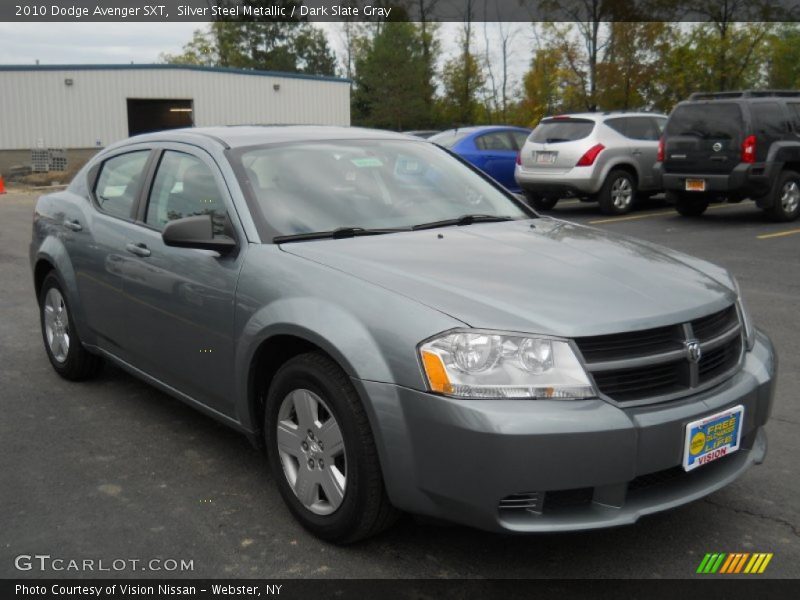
[657,137,665,162]
[515,151,521,166]
[741,135,756,163]
[576,144,605,167]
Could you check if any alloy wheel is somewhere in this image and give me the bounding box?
[276,389,347,515]
[781,180,800,214]
[611,177,633,210]
[43,288,70,363]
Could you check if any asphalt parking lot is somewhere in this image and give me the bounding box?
[1,190,798,579]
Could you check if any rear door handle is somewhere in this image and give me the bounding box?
[64,219,82,232]
[126,242,151,257]
[632,149,643,156]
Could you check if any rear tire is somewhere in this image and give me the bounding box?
[264,352,398,544]
[598,170,636,215]
[523,191,558,211]
[765,170,800,222]
[669,192,709,217]
[39,273,102,380]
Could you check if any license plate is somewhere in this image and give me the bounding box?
[685,178,706,192]
[535,151,557,164]
[683,405,744,472]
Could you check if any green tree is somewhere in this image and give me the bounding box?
[161,2,337,76]
[351,22,435,129]
[765,24,800,88]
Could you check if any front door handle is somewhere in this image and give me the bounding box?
[126,242,151,258]
[64,219,82,231]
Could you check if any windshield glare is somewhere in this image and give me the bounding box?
[235,139,529,239]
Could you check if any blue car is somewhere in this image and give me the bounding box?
[428,126,531,192]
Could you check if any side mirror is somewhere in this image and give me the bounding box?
[161,215,236,253]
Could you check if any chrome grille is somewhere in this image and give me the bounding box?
[575,305,743,405]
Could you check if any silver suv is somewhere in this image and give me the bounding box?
[515,112,667,214]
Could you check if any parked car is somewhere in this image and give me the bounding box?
[32,126,774,543]
[429,126,531,192]
[655,90,800,221]
[515,112,667,214]
[402,130,440,139]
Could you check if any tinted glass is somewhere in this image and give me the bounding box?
[604,118,627,136]
[475,132,515,151]
[234,140,528,238]
[665,103,743,140]
[529,119,595,143]
[788,103,800,132]
[510,131,530,149]
[146,151,227,235]
[428,129,474,148]
[625,116,662,141]
[94,151,149,219]
[752,102,788,138]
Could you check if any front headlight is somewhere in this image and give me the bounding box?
[732,277,755,351]
[419,330,596,399]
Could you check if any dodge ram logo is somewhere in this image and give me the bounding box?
[712,142,722,152]
[685,340,703,363]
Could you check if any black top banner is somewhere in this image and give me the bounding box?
[3,0,800,23]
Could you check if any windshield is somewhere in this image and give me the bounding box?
[427,129,474,148]
[666,103,743,140]
[529,119,594,143]
[233,139,530,240]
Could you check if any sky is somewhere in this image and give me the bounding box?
[0,21,534,95]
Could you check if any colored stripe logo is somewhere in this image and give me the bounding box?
[697,552,773,574]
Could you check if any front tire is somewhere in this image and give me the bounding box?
[598,170,636,215]
[264,352,398,543]
[668,191,709,217]
[39,272,101,380]
[765,170,800,222]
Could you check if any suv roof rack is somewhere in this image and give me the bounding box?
[689,90,800,100]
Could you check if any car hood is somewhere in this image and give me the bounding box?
[281,218,736,337]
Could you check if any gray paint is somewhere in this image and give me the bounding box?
[29,126,776,533]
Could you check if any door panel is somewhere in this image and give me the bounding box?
[120,148,243,415]
[625,117,662,190]
[72,149,151,355]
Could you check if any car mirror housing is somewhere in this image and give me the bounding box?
[161,215,236,253]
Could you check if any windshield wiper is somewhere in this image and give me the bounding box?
[273,226,411,244]
[412,214,514,231]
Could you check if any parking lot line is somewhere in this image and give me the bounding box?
[756,228,800,240]
[588,203,735,225]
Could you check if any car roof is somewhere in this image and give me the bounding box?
[542,112,666,122]
[436,125,531,135]
[115,125,416,150]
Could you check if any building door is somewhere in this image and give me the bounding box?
[127,99,194,136]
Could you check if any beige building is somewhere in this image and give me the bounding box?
[0,64,351,176]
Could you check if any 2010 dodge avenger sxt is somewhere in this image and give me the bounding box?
[30,126,776,543]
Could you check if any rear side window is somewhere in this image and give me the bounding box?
[510,130,530,149]
[529,118,595,144]
[752,102,788,138]
[428,129,473,149]
[665,103,743,141]
[93,151,150,219]
[475,132,515,151]
[625,117,662,141]
[604,118,627,136]
[788,103,800,133]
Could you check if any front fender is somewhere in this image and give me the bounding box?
[234,297,394,432]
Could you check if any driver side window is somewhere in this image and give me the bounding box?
[145,151,227,235]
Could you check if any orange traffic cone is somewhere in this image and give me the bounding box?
[0,176,6,194]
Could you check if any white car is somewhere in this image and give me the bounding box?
[515,112,667,214]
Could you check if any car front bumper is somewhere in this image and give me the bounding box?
[356,330,775,533]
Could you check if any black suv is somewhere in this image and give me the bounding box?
[655,90,800,221]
